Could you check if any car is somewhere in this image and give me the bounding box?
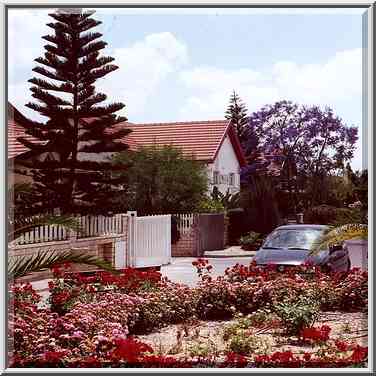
[253,224,351,272]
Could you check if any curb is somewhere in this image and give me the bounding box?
[203,252,256,258]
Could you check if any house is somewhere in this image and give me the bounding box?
[7,103,44,187]
[117,120,246,195]
[8,103,246,195]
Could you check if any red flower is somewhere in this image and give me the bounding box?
[78,356,101,368]
[350,345,368,363]
[335,340,349,352]
[303,352,311,361]
[224,352,247,367]
[271,351,294,363]
[300,325,331,343]
[111,337,153,363]
[51,265,63,277]
[43,351,67,364]
[254,354,270,363]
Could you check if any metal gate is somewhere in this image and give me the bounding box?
[198,213,225,252]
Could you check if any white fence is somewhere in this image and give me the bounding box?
[77,214,124,238]
[13,214,124,245]
[177,213,195,235]
[123,212,171,268]
[14,222,69,245]
[12,212,172,270]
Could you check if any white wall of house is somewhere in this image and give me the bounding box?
[206,135,241,195]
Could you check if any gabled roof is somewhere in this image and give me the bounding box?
[117,120,246,166]
[7,103,246,167]
[7,103,42,160]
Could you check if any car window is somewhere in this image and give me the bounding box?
[263,229,323,250]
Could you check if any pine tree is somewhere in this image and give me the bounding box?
[16,9,131,215]
[225,90,248,144]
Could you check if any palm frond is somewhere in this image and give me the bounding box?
[310,223,368,255]
[8,249,120,279]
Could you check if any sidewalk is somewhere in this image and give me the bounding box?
[204,245,256,258]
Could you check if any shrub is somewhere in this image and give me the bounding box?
[273,296,320,335]
[195,278,236,320]
[222,314,253,341]
[187,341,217,358]
[304,205,363,226]
[132,282,198,333]
[10,262,368,368]
[226,330,271,356]
[239,231,262,251]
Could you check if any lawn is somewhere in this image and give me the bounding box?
[9,259,368,368]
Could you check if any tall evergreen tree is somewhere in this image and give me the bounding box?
[225,90,248,144]
[15,9,131,214]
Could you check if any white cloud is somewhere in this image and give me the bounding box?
[8,9,189,121]
[98,32,188,119]
[8,9,52,79]
[272,48,362,104]
[178,48,362,120]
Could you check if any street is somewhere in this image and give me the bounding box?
[162,256,252,287]
[161,243,367,287]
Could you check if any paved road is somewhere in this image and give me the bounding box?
[161,244,367,286]
[31,242,367,296]
[161,257,254,287]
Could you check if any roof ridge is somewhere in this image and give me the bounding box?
[129,120,228,126]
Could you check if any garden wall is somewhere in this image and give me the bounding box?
[172,213,226,257]
[172,214,202,257]
[9,216,129,283]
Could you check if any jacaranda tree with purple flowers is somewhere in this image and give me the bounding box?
[241,101,358,212]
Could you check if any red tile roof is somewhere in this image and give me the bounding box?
[8,105,246,166]
[117,120,246,165]
[8,120,35,159]
[8,103,43,160]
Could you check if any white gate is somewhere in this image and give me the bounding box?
[126,212,171,268]
[114,239,126,269]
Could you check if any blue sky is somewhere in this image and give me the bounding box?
[8,8,365,170]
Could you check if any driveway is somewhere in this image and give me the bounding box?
[161,257,254,287]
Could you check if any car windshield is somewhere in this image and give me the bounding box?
[263,228,323,251]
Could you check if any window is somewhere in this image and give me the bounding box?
[229,173,235,186]
[213,171,219,184]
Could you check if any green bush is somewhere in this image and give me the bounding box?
[226,329,271,355]
[198,198,225,213]
[239,231,262,251]
[304,205,363,226]
[222,314,253,341]
[273,296,320,335]
[187,341,217,358]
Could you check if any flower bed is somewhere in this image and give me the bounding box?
[9,260,368,368]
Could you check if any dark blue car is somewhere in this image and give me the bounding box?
[254,224,351,272]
